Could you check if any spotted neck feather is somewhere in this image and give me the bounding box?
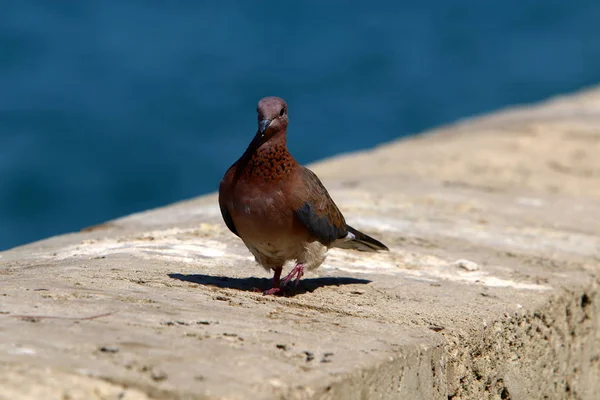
[237,131,295,183]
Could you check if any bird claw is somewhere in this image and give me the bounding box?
[252,264,304,296]
[281,264,304,287]
[262,287,283,296]
[252,286,282,295]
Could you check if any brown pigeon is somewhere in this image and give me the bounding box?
[218,96,388,295]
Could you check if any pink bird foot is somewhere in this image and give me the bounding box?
[251,286,283,295]
[262,287,283,296]
[253,266,285,296]
[281,263,305,287]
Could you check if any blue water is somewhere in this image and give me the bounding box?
[1,1,600,251]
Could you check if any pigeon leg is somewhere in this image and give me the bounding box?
[281,263,305,287]
[259,267,283,295]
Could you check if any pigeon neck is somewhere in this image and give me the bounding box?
[237,130,294,181]
[244,129,287,158]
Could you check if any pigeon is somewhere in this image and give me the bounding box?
[218,96,388,295]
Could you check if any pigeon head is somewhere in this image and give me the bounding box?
[256,96,288,140]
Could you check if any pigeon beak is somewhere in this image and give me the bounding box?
[259,119,271,135]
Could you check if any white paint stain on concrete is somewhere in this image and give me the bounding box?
[7,346,36,355]
[48,224,550,291]
[50,227,249,265]
[350,216,600,258]
[324,249,550,291]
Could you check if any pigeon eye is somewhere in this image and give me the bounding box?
[279,108,285,116]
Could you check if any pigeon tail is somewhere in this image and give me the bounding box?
[334,225,389,252]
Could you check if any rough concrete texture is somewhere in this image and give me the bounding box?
[1,87,600,400]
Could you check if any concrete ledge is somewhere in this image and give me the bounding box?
[1,87,599,399]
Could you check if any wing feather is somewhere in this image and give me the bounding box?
[294,167,348,245]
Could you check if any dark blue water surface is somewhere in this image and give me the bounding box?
[1,1,600,250]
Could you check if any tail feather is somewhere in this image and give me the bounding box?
[333,225,389,252]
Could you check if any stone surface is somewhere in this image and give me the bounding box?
[1,87,600,399]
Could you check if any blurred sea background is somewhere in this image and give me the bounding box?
[1,1,600,251]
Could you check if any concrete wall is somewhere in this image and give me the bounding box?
[1,87,599,399]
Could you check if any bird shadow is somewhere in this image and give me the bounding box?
[167,273,371,296]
